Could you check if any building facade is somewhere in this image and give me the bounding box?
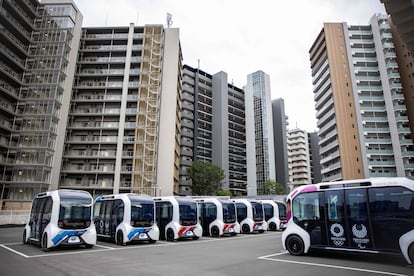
[287,128,312,191]
[0,0,183,210]
[271,98,289,190]
[310,14,414,182]
[180,65,247,195]
[0,0,82,210]
[381,0,414,54]
[308,131,322,184]
[60,24,182,197]
[245,70,276,195]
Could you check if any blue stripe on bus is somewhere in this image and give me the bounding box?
[127,228,149,240]
[52,230,86,245]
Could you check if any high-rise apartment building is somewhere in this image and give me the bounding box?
[287,128,312,191]
[245,70,276,195]
[0,0,183,210]
[271,98,289,190]
[180,65,247,195]
[310,14,414,182]
[60,24,182,197]
[308,131,322,184]
[0,0,82,210]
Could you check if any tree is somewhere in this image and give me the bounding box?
[187,161,225,196]
[262,180,285,195]
[216,189,232,198]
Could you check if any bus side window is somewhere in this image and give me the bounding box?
[346,189,368,220]
[30,198,40,225]
[42,197,53,223]
[326,191,344,221]
[94,201,101,220]
[292,192,320,222]
[114,199,124,225]
[236,203,247,222]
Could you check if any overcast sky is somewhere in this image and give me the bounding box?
[72,0,386,132]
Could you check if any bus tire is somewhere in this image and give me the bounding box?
[242,224,250,234]
[22,230,28,244]
[286,235,304,256]
[269,222,277,231]
[41,233,49,252]
[85,244,93,249]
[166,229,174,241]
[116,231,125,246]
[211,226,220,237]
[408,242,414,264]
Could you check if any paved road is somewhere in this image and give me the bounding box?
[0,226,412,276]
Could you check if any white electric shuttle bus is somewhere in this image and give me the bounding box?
[261,199,282,231]
[195,197,240,237]
[153,196,202,241]
[232,198,267,234]
[281,177,414,264]
[23,189,96,251]
[94,193,159,245]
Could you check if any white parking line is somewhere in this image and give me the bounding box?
[1,233,273,259]
[94,244,116,250]
[0,244,30,258]
[258,252,409,276]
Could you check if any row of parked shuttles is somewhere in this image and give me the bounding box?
[22,189,287,251]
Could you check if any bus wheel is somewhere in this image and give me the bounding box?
[116,231,125,246]
[269,222,277,231]
[85,244,93,249]
[211,226,220,237]
[22,230,28,244]
[408,242,414,264]
[242,224,250,234]
[41,233,49,252]
[286,235,304,256]
[166,229,174,241]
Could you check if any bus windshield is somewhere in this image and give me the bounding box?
[179,201,197,226]
[222,202,236,223]
[59,196,92,229]
[277,202,286,220]
[130,199,154,227]
[251,202,264,221]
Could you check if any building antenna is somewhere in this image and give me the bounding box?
[166,13,173,28]
[197,59,200,69]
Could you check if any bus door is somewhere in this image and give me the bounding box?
[292,192,327,246]
[101,200,114,238]
[345,189,373,250]
[111,199,124,235]
[30,197,52,240]
[326,190,348,248]
[369,187,414,252]
[200,203,217,236]
[155,202,173,240]
[40,197,52,236]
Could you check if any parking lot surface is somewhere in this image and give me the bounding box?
[0,226,412,276]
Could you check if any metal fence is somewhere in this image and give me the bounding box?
[0,210,29,225]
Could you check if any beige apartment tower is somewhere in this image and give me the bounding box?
[310,14,414,181]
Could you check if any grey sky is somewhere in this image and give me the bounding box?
[73,0,386,131]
